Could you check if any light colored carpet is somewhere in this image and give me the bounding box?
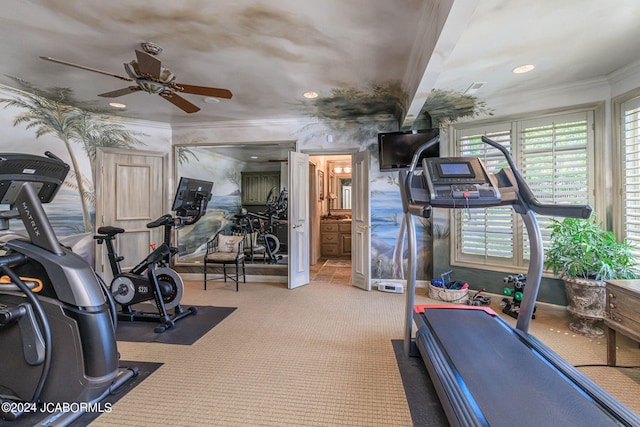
[89,263,640,426]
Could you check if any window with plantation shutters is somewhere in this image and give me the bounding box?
[456,127,516,267]
[621,97,640,258]
[452,110,594,271]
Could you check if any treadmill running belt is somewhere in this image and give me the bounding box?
[419,308,622,426]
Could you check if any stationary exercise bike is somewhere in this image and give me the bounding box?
[235,187,287,263]
[94,177,212,333]
[0,152,136,425]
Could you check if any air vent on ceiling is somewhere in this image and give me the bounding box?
[464,82,486,95]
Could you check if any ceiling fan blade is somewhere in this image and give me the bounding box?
[162,92,200,113]
[174,83,233,99]
[98,86,142,98]
[135,49,162,79]
[40,56,133,81]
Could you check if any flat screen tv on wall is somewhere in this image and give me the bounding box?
[377,128,440,171]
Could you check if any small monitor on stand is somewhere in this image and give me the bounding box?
[171,177,213,224]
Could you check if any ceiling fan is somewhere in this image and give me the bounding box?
[40,42,232,113]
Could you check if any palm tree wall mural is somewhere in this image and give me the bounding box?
[0,79,147,233]
[0,76,490,282]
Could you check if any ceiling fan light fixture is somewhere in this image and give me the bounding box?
[158,68,175,83]
[138,80,165,94]
[303,91,319,99]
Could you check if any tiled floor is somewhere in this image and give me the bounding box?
[311,258,352,283]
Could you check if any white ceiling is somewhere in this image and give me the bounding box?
[1,0,639,127]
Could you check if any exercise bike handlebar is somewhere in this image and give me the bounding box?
[480,136,592,219]
[246,211,277,221]
[146,214,175,229]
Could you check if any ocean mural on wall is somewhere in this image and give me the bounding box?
[0,75,490,284]
[172,142,248,263]
[0,80,169,264]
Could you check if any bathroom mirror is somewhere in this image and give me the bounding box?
[328,159,352,211]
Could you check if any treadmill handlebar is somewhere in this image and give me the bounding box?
[404,135,440,205]
[481,136,593,219]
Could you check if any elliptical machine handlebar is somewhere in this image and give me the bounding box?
[0,252,27,268]
[480,136,592,219]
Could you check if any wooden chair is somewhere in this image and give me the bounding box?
[203,229,246,291]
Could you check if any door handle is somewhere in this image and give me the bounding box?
[358,224,370,230]
[292,224,302,229]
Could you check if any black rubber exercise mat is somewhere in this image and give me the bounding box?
[115,305,236,345]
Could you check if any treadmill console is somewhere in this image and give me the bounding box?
[422,157,501,207]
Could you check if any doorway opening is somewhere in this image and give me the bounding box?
[308,154,353,267]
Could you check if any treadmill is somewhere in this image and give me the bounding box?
[400,135,640,426]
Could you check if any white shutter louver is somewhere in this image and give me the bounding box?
[622,98,640,258]
[453,111,593,271]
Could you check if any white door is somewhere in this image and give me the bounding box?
[95,148,167,284]
[288,151,310,289]
[352,150,371,290]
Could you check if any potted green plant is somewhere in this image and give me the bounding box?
[544,216,639,338]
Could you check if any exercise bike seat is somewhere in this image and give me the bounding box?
[96,226,125,237]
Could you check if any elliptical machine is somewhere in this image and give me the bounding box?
[94,177,212,333]
[0,152,136,425]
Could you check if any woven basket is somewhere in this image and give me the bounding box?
[428,282,469,303]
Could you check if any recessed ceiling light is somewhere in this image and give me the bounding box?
[203,97,220,104]
[250,156,258,159]
[303,91,319,99]
[512,64,535,74]
[109,102,126,109]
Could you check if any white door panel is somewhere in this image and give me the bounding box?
[288,151,309,289]
[352,150,370,290]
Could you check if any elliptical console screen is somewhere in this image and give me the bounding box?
[422,157,501,208]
